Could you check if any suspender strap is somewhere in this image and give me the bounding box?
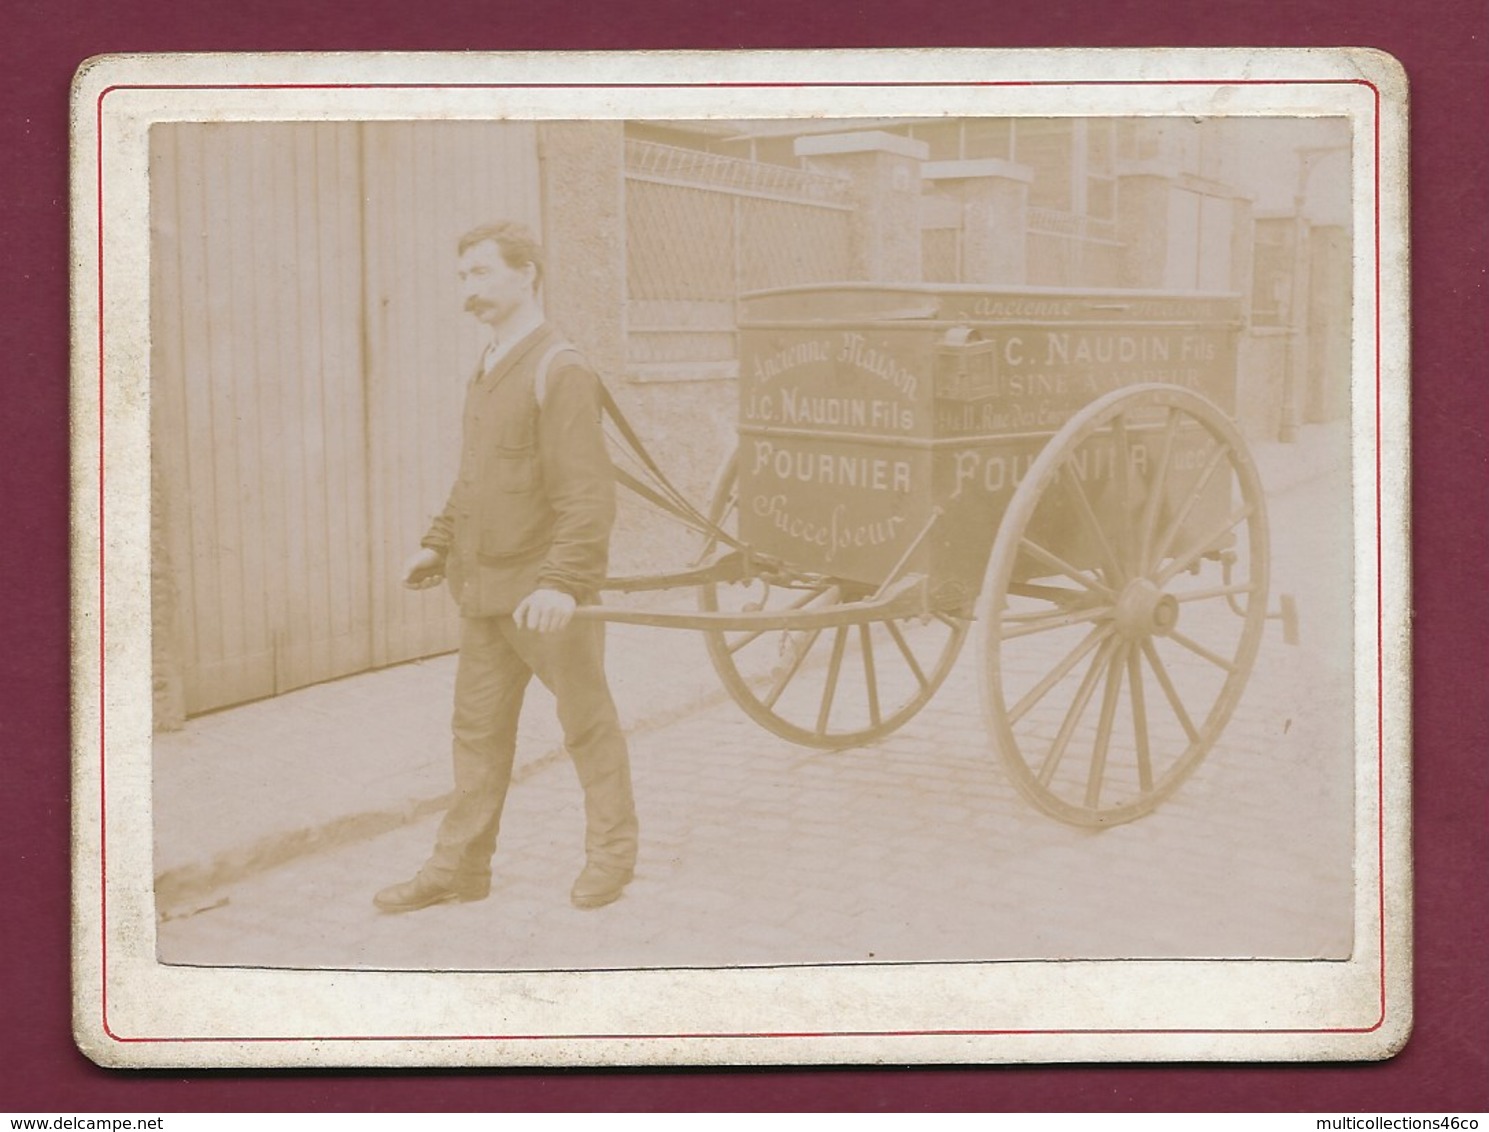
[532,340,580,407]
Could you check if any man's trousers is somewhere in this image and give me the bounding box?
[423,614,638,885]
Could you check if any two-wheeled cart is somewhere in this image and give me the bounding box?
[580,283,1293,827]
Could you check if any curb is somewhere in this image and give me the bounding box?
[154,680,737,920]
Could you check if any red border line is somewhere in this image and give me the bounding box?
[1373,80,1387,1030]
[96,78,1379,93]
[98,1021,1393,1046]
[94,75,1389,1047]
[95,94,113,1040]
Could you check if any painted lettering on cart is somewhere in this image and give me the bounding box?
[751,337,834,382]
[750,494,908,565]
[837,332,919,398]
[749,332,919,403]
[948,437,1215,498]
[750,439,913,493]
[950,445,1149,499]
[746,388,914,431]
[934,378,1203,433]
[962,297,1079,320]
[1041,331,1216,367]
[934,332,1218,416]
[936,399,1077,433]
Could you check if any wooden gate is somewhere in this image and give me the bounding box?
[150,120,541,719]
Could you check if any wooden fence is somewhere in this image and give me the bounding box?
[150,120,541,720]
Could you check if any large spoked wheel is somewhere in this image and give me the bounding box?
[979,385,1270,826]
[699,453,968,749]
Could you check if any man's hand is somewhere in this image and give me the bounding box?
[513,587,577,633]
[402,547,446,590]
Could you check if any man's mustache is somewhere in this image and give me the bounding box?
[464,298,492,314]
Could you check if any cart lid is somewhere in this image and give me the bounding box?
[739,282,1244,326]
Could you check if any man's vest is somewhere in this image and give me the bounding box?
[444,327,598,615]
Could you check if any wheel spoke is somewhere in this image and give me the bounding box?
[860,622,881,728]
[999,605,1114,641]
[1150,441,1226,569]
[1136,408,1180,575]
[815,627,849,735]
[1038,635,1118,787]
[883,618,931,690]
[1009,623,1113,724]
[1019,537,1114,600]
[1126,645,1153,794]
[1112,414,1134,578]
[1086,640,1129,810]
[1060,461,1126,586]
[1153,502,1256,587]
[1166,629,1237,673]
[1140,639,1200,743]
[761,627,823,710]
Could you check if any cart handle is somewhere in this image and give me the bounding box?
[572,573,930,632]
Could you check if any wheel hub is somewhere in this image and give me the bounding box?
[1113,577,1179,639]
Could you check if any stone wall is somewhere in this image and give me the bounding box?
[606,380,739,579]
[538,122,627,383]
[1236,329,1293,442]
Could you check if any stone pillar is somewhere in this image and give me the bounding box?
[1225,193,1264,440]
[795,131,928,282]
[1305,224,1352,423]
[922,158,1034,284]
[1281,214,1313,441]
[537,122,627,380]
[1114,159,1181,289]
[1228,195,1256,316]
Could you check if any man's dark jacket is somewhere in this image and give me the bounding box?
[422,324,614,616]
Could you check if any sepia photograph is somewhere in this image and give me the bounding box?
[71,49,1410,1066]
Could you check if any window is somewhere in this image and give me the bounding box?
[962,119,1012,161]
[1014,120,1074,212]
[907,121,964,162]
[1086,120,1116,220]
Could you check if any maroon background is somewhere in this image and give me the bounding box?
[5,0,1484,1113]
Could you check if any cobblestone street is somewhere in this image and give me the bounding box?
[156,428,1357,975]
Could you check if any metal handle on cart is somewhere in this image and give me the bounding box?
[1270,593,1300,646]
[1219,552,1299,645]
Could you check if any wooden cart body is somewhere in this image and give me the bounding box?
[735,283,1241,608]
